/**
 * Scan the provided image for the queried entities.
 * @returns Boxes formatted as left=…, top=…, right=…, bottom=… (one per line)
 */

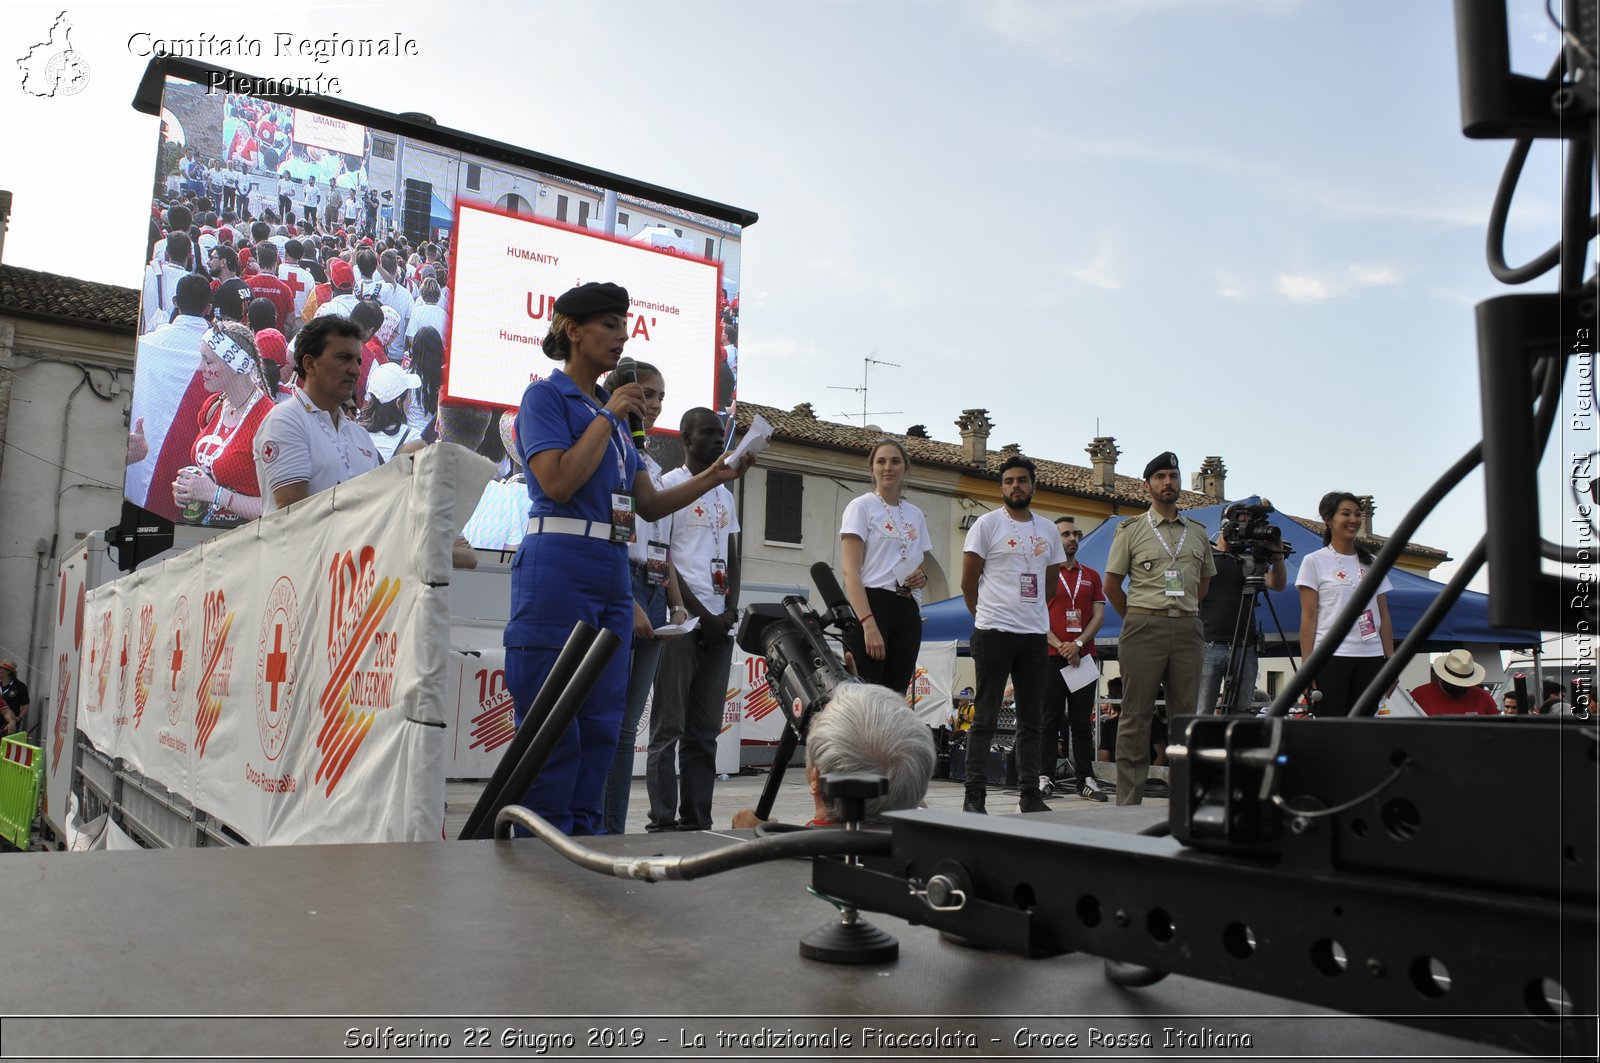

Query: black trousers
left=846, top=586, right=924, bottom=697
left=968, top=628, right=1046, bottom=796
left=1315, top=654, right=1387, bottom=715
left=1043, top=656, right=1097, bottom=788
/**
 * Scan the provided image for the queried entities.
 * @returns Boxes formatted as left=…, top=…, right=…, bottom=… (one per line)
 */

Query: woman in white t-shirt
left=840, top=438, right=931, bottom=696
left=1296, top=491, right=1395, bottom=715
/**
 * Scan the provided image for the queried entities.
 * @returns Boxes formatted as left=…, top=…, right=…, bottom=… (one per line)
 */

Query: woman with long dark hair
left=504, top=283, right=750, bottom=835
left=839, top=438, right=930, bottom=695
left=1296, top=491, right=1395, bottom=714
left=403, top=325, right=444, bottom=434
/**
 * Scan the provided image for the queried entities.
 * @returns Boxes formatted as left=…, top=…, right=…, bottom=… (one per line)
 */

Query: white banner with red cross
left=74, top=444, right=493, bottom=844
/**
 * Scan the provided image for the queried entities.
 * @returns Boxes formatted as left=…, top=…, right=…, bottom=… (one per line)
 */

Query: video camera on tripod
left=1214, top=499, right=1296, bottom=715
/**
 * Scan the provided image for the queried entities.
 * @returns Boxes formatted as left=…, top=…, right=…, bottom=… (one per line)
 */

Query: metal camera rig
left=734, top=561, right=868, bottom=821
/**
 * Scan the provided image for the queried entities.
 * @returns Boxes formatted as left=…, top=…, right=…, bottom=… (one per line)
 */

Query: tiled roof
left=0, top=264, right=138, bottom=332
left=739, top=401, right=1214, bottom=509
left=739, top=401, right=1450, bottom=562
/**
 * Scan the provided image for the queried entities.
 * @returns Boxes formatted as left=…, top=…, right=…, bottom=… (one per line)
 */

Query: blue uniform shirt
left=516, top=369, right=640, bottom=521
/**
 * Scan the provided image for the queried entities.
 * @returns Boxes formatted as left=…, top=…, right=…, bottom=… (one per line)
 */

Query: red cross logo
left=120, top=641, right=128, bottom=669
left=279, top=267, right=306, bottom=300
left=1007, top=538, right=1018, bottom=549
left=266, top=623, right=289, bottom=715
left=693, top=505, right=705, bottom=517
left=170, top=643, right=183, bottom=691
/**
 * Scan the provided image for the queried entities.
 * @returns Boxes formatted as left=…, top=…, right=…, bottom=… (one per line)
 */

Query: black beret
left=553, top=281, right=629, bottom=317
left=1143, top=451, right=1180, bottom=479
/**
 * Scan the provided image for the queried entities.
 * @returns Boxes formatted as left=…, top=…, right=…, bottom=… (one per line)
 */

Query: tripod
left=1216, top=553, right=1297, bottom=715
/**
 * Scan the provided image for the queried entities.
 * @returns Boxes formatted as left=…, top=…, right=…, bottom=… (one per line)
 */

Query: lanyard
left=880, top=495, right=909, bottom=560
left=1059, top=565, right=1085, bottom=608
left=589, top=405, right=630, bottom=490
left=1146, top=509, right=1188, bottom=562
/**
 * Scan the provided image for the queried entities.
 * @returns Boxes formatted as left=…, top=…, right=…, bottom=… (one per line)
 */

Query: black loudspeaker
left=105, top=500, right=173, bottom=573
left=402, top=178, right=432, bottom=244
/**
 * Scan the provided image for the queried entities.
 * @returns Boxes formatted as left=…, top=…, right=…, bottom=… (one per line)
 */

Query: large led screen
left=128, top=70, right=745, bottom=544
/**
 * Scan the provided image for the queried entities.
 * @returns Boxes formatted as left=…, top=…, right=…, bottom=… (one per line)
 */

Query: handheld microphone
left=616, top=355, right=647, bottom=447
left=810, top=561, right=860, bottom=640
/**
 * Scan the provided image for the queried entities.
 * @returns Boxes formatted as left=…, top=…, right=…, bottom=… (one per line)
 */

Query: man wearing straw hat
left=1409, top=649, right=1496, bottom=716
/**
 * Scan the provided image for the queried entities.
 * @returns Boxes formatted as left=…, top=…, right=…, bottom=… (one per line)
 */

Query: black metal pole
left=458, top=622, right=598, bottom=840
left=472, top=627, right=623, bottom=839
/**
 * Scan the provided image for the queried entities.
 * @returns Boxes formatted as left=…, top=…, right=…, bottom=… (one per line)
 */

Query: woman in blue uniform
left=507, top=282, right=749, bottom=835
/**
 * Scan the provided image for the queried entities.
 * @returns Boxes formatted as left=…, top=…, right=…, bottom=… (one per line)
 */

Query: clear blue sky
left=5, top=0, right=1592, bottom=593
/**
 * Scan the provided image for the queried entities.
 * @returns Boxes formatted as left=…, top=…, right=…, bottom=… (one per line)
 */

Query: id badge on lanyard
left=1357, top=609, right=1378, bottom=640
left=610, top=492, right=636, bottom=544
left=646, top=540, right=670, bottom=586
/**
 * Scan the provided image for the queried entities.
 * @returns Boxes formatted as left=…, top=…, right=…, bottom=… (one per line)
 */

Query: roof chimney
left=1085, top=436, right=1121, bottom=489
left=1192, top=455, right=1227, bottom=500
left=956, top=408, right=992, bottom=466
left=0, top=190, right=11, bottom=265
left=1356, top=494, right=1376, bottom=537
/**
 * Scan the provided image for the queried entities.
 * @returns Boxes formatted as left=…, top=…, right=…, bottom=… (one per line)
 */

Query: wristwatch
left=1072, top=640, right=1083, bottom=653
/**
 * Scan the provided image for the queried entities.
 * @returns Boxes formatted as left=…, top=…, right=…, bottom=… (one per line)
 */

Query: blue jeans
left=1196, top=640, right=1259, bottom=715
left=601, top=566, right=668, bottom=834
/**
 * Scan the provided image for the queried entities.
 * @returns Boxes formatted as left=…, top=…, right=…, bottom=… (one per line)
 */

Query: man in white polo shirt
left=253, top=315, right=379, bottom=515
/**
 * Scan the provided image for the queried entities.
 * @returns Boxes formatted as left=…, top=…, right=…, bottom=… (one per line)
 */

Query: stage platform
left=3, top=803, right=1485, bottom=1060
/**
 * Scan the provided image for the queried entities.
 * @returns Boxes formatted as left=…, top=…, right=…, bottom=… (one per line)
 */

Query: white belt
left=525, top=516, right=617, bottom=541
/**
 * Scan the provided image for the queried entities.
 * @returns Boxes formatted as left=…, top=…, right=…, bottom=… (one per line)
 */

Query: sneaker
left=1079, top=784, right=1108, bottom=803
left=1018, top=792, right=1052, bottom=814
left=962, top=793, right=987, bottom=815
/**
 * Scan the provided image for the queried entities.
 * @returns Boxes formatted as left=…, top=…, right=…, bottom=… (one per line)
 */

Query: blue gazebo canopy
left=920, top=497, right=1538, bottom=653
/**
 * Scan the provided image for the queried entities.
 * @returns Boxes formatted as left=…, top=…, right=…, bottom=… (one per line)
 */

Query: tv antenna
left=827, top=353, right=902, bottom=426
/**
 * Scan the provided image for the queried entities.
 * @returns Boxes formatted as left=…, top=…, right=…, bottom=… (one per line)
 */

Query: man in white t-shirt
left=960, top=456, right=1067, bottom=815
left=254, top=315, right=380, bottom=515
left=126, top=274, right=211, bottom=507
left=277, top=172, right=294, bottom=221
left=646, top=407, right=740, bottom=833
left=141, top=231, right=194, bottom=334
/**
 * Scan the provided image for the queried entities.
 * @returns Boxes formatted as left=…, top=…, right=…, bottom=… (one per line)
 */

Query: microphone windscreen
left=810, top=561, right=850, bottom=613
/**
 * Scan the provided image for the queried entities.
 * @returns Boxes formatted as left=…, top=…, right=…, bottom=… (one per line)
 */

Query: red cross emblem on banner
left=266, top=623, right=289, bottom=715
left=170, top=643, right=183, bottom=690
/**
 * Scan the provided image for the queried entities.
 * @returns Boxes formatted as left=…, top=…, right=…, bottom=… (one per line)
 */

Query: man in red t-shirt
left=1045, top=516, right=1108, bottom=800
left=244, top=242, right=296, bottom=331
left=1410, top=649, right=1497, bottom=716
